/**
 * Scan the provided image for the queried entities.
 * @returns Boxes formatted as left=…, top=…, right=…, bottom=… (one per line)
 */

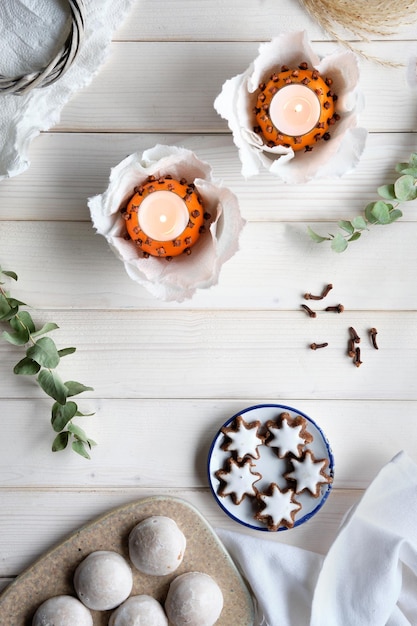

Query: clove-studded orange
left=121, top=175, right=208, bottom=259
left=253, top=62, right=339, bottom=152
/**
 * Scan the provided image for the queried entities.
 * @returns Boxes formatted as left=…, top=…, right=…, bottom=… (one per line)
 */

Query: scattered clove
left=349, top=326, right=361, bottom=343
left=325, top=304, right=344, bottom=313
left=304, top=283, right=333, bottom=300
left=310, top=342, right=328, bottom=350
left=301, top=304, right=317, bottom=318
left=354, top=346, right=363, bottom=368
left=369, top=327, right=379, bottom=349
left=347, top=338, right=356, bottom=358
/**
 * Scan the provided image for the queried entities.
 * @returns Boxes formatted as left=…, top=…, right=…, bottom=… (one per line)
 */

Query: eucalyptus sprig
left=0, top=267, right=96, bottom=459
left=308, top=152, right=417, bottom=252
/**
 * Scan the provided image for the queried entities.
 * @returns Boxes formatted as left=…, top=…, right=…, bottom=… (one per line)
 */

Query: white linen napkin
left=217, top=451, right=417, bottom=626
left=0, top=0, right=135, bottom=180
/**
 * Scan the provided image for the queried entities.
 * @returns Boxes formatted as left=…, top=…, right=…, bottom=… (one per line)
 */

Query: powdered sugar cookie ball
left=74, top=550, right=133, bottom=611
left=32, top=595, right=93, bottom=626
left=165, top=572, right=223, bottom=626
left=108, top=595, right=168, bottom=626
left=129, top=516, right=186, bottom=576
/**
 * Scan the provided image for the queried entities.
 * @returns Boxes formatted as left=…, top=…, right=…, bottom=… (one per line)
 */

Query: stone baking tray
left=0, top=495, right=254, bottom=625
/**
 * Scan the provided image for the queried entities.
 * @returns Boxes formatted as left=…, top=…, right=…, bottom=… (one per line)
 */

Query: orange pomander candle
left=121, top=175, right=210, bottom=259
left=253, top=62, right=340, bottom=152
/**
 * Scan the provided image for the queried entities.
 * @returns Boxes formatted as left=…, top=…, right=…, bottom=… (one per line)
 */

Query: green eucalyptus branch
left=0, top=267, right=96, bottom=459
left=308, top=152, right=417, bottom=252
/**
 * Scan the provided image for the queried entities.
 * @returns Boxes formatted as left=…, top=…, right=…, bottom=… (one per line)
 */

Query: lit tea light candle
left=138, top=190, right=189, bottom=241
left=122, top=175, right=208, bottom=259
left=254, top=63, right=339, bottom=152
left=269, top=84, right=321, bottom=137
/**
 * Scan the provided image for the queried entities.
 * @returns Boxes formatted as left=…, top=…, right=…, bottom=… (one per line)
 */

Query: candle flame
left=294, top=103, right=303, bottom=113
left=160, top=214, right=167, bottom=223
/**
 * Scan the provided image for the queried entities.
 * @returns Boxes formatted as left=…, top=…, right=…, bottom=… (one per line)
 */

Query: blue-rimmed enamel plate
left=208, top=404, right=334, bottom=531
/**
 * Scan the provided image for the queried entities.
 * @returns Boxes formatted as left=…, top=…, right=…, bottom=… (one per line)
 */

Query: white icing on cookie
left=256, top=484, right=301, bottom=529
left=108, top=595, right=168, bottom=626
left=32, top=595, right=93, bottom=626
left=222, top=416, right=264, bottom=460
left=285, top=450, right=331, bottom=496
left=129, top=516, right=186, bottom=576
left=73, top=551, right=133, bottom=611
left=216, top=459, right=261, bottom=504
left=266, top=415, right=310, bottom=458
left=165, top=572, right=223, bottom=626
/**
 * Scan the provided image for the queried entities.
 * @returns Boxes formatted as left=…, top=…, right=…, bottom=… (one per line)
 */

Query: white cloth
left=0, top=0, right=135, bottom=180
left=217, top=451, right=417, bottom=626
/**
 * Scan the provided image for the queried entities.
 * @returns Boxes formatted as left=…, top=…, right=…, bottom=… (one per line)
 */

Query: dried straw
left=298, top=0, right=417, bottom=63
left=0, top=0, right=86, bottom=96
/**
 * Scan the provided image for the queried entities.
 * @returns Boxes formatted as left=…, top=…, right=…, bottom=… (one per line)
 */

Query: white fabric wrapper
left=217, top=451, right=417, bottom=626
left=88, top=144, right=245, bottom=302
left=214, top=31, right=368, bottom=183
left=0, top=0, right=135, bottom=180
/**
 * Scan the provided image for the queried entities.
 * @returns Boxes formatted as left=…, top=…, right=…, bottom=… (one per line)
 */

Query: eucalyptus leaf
left=351, top=216, right=368, bottom=230
left=27, top=336, right=60, bottom=368
left=377, top=184, right=396, bottom=200
left=338, top=220, right=354, bottom=234
left=370, top=201, right=392, bottom=225
left=364, top=202, right=380, bottom=224
left=395, top=162, right=411, bottom=174
left=65, top=380, right=94, bottom=397
left=2, top=327, right=30, bottom=346
left=58, top=347, right=76, bottom=357
left=51, top=401, right=78, bottom=432
left=10, top=311, right=35, bottom=334
left=348, top=232, right=362, bottom=242
left=31, top=322, right=59, bottom=338
left=394, top=175, right=417, bottom=202
left=331, top=233, right=348, bottom=253
left=67, top=423, right=89, bottom=442
left=38, top=369, right=68, bottom=404
left=72, top=439, right=91, bottom=459
left=307, top=227, right=329, bottom=243
left=13, top=357, right=41, bottom=375
left=387, top=208, right=403, bottom=222
left=409, top=153, right=417, bottom=167
left=2, top=271, right=18, bottom=281
left=52, top=431, right=70, bottom=452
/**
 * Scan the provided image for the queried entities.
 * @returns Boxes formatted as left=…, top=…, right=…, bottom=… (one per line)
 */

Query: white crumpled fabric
left=88, top=145, right=245, bottom=302
left=0, top=0, right=135, bottom=180
left=217, top=451, right=417, bottom=626
left=214, top=31, right=368, bottom=183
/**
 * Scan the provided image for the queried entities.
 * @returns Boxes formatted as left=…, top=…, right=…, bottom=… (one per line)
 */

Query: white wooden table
left=1, top=0, right=417, bottom=604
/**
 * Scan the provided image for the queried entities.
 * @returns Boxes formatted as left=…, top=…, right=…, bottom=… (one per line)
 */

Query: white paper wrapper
left=88, top=145, right=245, bottom=302
left=0, top=0, right=135, bottom=180
left=214, top=31, right=368, bottom=183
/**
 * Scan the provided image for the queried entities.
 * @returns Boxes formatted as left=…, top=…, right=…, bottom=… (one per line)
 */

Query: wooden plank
left=0, top=219, right=416, bottom=309
left=0, top=310, right=416, bottom=401
left=54, top=41, right=417, bottom=133
left=1, top=132, right=416, bottom=223
left=0, top=399, right=413, bottom=490
left=114, top=0, right=417, bottom=42
left=0, top=488, right=361, bottom=576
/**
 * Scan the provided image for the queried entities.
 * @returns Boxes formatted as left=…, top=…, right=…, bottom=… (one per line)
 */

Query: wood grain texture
left=0, top=399, right=413, bottom=490
left=0, top=488, right=361, bottom=576
left=0, top=310, right=416, bottom=401
left=0, top=220, right=415, bottom=309
left=1, top=132, right=416, bottom=222
left=55, top=41, right=417, bottom=133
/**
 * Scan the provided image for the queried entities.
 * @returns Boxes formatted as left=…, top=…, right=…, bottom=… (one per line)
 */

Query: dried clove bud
left=301, top=304, right=317, bottom=318
left=369, top=328, right=379, bottom=349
